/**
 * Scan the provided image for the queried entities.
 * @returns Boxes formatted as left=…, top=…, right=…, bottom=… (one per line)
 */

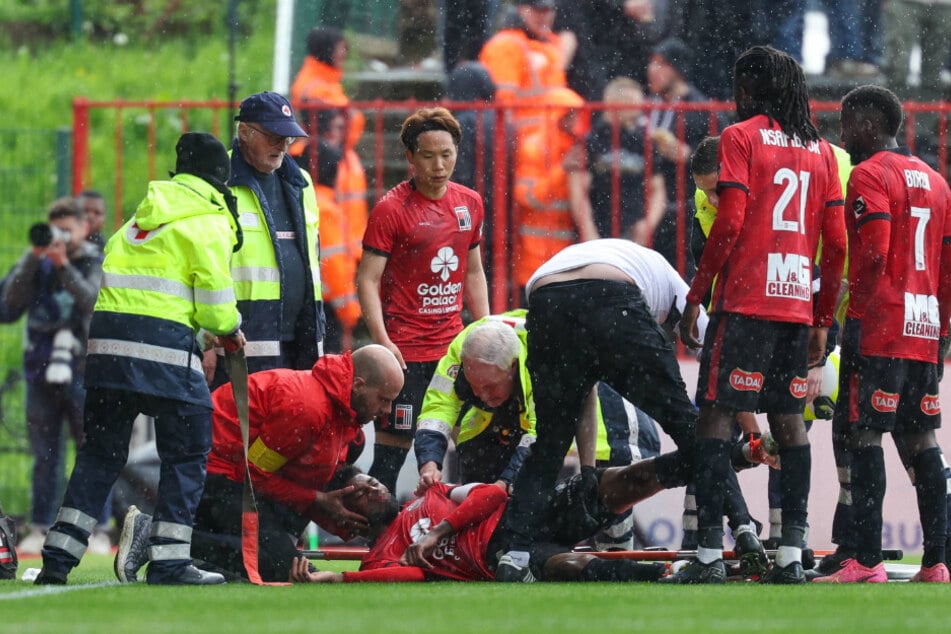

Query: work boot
left=114, top=505, right=151, bottom=583
left=658, top=559, right=726, bottom=584
left=33, top=568, right=68, bottom=585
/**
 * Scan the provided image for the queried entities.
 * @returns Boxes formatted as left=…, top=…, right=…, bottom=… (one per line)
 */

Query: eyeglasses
left=246, top=124, right=292, bottom=148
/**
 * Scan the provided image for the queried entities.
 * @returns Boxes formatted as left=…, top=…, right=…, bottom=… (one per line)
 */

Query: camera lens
left=29, top=223, right=53, bottom=248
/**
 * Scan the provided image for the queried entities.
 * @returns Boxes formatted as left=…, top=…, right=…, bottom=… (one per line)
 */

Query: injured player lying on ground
left=290, top=460, right=669, bottom=583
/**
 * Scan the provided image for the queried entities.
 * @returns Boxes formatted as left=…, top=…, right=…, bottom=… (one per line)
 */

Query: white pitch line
left=0, top=581, right=119, bottom=600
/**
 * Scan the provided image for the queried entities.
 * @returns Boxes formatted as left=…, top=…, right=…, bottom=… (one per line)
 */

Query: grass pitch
left=1, top=553, right=948, bottom=634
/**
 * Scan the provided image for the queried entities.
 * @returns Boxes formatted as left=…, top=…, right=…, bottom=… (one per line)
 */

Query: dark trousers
left=43, top=388, right=211, bottom=578
left=192, top=474, right=309, bottom=582
left=501, top=280, right=697, bottom=548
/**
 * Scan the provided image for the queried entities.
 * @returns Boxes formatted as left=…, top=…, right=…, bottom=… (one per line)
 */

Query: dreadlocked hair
left=734, top=46, right=819, bottom=143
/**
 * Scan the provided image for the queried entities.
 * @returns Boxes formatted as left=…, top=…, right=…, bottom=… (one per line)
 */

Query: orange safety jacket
left=315, top=182, right=361, bottom=330
left=479, top=27, right=565, bottom=138
left=513, top=88, right=587, bottom=287
left=290, top=56, right=366, bottom=159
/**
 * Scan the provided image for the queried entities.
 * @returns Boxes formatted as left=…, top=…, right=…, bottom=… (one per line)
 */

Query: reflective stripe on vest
left=102, top=272, right=236, bottom=306
left=88, top=339, right=203, bottom=375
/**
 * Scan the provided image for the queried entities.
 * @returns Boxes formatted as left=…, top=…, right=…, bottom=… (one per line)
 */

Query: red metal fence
left=73, top=98, right=951, bottom=313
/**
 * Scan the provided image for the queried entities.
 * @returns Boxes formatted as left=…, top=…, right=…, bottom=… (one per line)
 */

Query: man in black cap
left=35, top=132, right=245, bottom=586
left=204, top=91, right=325, bottom=386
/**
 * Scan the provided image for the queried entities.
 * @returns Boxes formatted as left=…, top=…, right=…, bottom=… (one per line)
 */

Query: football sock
left=912, top=447, right=947, bottom=567
left=851, top=445, right=886, bottom=568
left=367, top=444, right=409, bottom=495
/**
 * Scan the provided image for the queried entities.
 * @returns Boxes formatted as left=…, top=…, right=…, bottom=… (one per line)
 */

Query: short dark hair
left=306, top=27, right=345, bottom=65
left=326, top=464, right=363, bottom=492
left=77, top=189, right=104, bottom=201
left=690, top=135, right=720, bottom=176
left=47, top=196, right=84, bottom=222
left=400, top=107, right=462, bottom=153
left=841, top=85, right=904, bottom=137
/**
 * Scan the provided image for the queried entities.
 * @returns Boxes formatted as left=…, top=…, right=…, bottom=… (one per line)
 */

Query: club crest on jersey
left=454, top=206, right=472, bottom=231
left=789, top=376, right=808, bottom=399
left=125, top=221, right=166, bottom=244
left=851, top=195, right=866, bottom=219
left=920, top=394, right=941, bottom=415
left=394, top=404, right=414, bottom=430
left=730, top=368, right=764, bottom=392
left=871, top=389, right=899, bottom=413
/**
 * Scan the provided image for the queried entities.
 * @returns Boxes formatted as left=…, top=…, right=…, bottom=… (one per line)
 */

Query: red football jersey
left=689, top=115, right=845, bottom=325
left=845, top=148, right=951, bottom=361
left=363, top=180, right=484, bottom=362
left=357, top=482, right=503, bottom=582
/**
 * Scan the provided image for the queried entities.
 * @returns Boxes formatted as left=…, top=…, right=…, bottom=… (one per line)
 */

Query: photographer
left=0, top=197, right=110, bottom=555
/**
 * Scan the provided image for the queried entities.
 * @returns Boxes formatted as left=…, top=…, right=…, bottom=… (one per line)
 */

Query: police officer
left=35, top=132, right=245, bottom=586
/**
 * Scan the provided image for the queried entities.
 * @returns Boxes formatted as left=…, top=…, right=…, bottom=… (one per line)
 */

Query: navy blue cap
left=234, top=91, right=308, bottom=138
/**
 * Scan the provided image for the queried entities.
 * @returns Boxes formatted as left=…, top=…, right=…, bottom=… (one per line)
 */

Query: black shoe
left=147, top=564, right=226, bottom=586
left=804, top=548, right=852, bottom=580
left=761, top=560, right=805, bottom=584
left=494, top=553, right=535, bottom=583
left=33, top=569, right=68, bottom=585
left=801, top=548, right=816, bottom=571
left=734, top=531, right=769, bottom=577
left=659, top=559, right=726, bottom=584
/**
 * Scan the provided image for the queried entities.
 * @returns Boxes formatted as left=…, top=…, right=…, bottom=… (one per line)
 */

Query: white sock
left=775, top=546, right=801, bottom=568
left=504, top=550, right=530, bottom=567
left=697, top=546, right=722, bottom=564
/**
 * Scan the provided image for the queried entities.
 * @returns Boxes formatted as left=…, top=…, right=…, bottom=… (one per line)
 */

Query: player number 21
left=772, top=168, right=811, bottom=235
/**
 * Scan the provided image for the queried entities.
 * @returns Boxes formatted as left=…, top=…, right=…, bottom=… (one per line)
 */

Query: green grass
left=0, top=554, right=947, bottom=634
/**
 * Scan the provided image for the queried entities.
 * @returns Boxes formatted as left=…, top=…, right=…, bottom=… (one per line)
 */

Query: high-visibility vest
left=229, top=149, right=324, bottom=372
left=86, top=173, right=241, bottom=406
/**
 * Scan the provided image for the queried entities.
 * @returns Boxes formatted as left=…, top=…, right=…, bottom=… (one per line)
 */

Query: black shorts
left=696, top=313, right=809, bottom=414
left=844, top=354, right=941, bottom=434
left=374, top=361, right=438, bottom=438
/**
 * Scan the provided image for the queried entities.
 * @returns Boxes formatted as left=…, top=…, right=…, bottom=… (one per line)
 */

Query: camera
left=28, top=222, right=71, bottom=248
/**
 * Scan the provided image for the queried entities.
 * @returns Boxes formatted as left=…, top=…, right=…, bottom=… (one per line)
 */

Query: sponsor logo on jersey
left=394, top=404, right=414, bottom=430
left=789, top=375, right=808, bottom=399
left=903, top=292, right=940, bottom=340
left=126, top=222, right=167, bottom=244
left=921, top=394, right=941, bottom=415
left=730, top=368, right=764, bottom=392
left=418, top=246, right=462, bottom=313
left=454, top=206, right=472, bottom=231
left=765, top=253, right=812, bottom=300
left=871, top=389, right=899, bottom=413
left=409, top=517, right=432, bottom=544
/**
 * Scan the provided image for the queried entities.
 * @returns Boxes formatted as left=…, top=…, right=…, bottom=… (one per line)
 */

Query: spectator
left=77, top=190, right=107, bottom=251
left=1, top=197, right=109, bottom=556
left=443, top=1, right=501, bottom=72
left=814, top=85, right=951, bottom=584
left=115, top=345, right=404, bottom=584
left=307, top=133, right=361, bottom=353
left=291, top=463, right=669, bottom=583
left=206, top=91, right=323, bottom=385
left=882, top=0, right=951, bottom=100
left=34, top=132, right=245, bottom=586
left=479, top=0, right=566, bottom=140
left=512, top=87, right=597, bottom=296
left=646, top=37, right=727, bottom=272
left=586, top=76, right=666, bottom=244
left=822, top=1, right=882, bottom=77
left=669, top=46, right=846, bottom=585
left=555, top=0, right=685, bottom=101
left=357, top=107, right=490, bottom=496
